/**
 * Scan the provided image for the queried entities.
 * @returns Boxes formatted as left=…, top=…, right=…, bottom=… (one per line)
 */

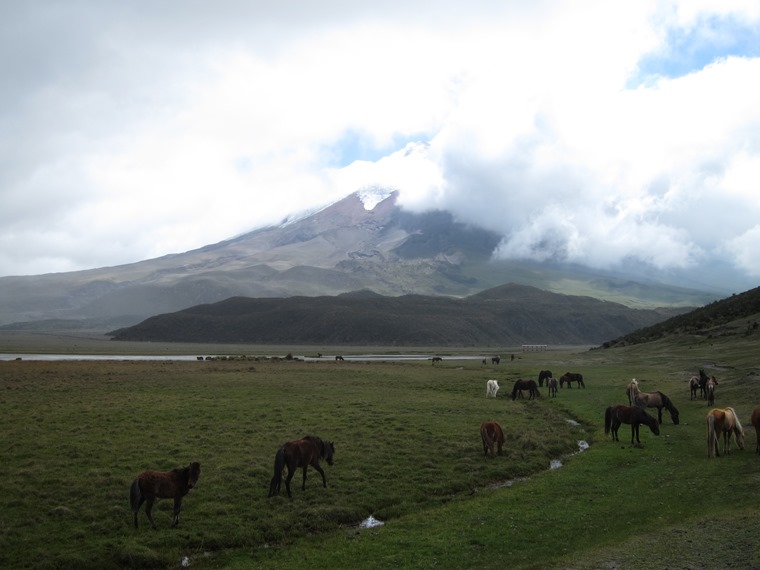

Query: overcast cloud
left=1, top=1, right=759, bottom=292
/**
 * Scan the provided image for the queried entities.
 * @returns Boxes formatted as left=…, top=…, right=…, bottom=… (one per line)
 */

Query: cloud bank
left=1, top=1, right=759, bottom=292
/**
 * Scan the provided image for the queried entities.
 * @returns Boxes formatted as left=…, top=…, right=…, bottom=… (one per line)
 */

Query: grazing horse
left=707, top=407, right=744, bottom=458
left=431, top=356, right=443, bottom=365
left=486, top=379, right=500, bottom=398
left=511, top=379, right=540, bottom=400
left=604, top=405, right=660, bottom=445
left=705, top=376, right=718, bottom=406
left=689, top=376, right=700, bottom=400
left=633, top=390, right=680, bottom=425
left=491, top=356, right=501, bottom=365
left=335, top=355, right=344, bottom=361
left=130, top=462, right=201, bottom=529
left=547, top=377, right=558, bottom=398
left=538, top=370, right=553, bottom=387
left=626, top=378, right=640, bottom=404
left=751, top=405, right=760, bottom=455
left=268, top=435, right=335, bottom=498
left=480, top=421, right=505, bottom=457
left=560, top=372, right=585, bottom=389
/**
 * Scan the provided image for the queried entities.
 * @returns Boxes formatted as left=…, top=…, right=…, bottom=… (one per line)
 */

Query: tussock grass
left=2, top=333, right=760, bottom=568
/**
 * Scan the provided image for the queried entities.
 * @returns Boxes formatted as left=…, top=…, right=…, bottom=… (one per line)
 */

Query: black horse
left=511, top=379, right=540, bottom=400
left=604, top=405, right=660, bottom=445
left=538, top=370, right=553, bottom=387
left=268, top=435, right=335, bottom=498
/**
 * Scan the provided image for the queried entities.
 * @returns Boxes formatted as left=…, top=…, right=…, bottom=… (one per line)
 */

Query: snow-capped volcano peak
left=356, top=186, right=394, bottom=210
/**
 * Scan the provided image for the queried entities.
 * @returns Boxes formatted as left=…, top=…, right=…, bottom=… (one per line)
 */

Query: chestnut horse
left=707, top=407, right=744, bottom=458
left=751, top=405, right=760, bottom=455
left=268, top=435, right=335, bottom=498
left=130, top=462, right=201, bottom=529
left=634, top=390, right=680, bottom=425
left=604, top=405, right=660, bottom=445
left=480, top=421, right=505, bottom=457
left=511, top=379, right=540, bottom=400
left=560, top=372, right=585, bottom=388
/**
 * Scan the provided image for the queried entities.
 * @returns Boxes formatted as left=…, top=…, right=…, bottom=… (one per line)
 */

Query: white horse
left=486, top=379, right=499, bottom=398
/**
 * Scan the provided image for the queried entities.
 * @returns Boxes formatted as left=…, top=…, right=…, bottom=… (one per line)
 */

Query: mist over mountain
left=0, top=190, right=722, bottom=328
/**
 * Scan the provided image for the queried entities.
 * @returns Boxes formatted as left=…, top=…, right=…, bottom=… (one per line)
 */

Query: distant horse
left=751, top=405, right=760, bottom=455
left=486, top=379, right=500, bottom=398
left=482, top=358, right=487, bottom=366
left=130, top=462, right=201, bottom=529
left=604, top=405, right=660, bottom=445
left=335, top=355, right=344, bottom=361
left=268, top=436, right=335, bottom=498
left=560, top=372, right=585, bottom=389
left=634, top=390, right=680, bottom=425
left=707, top=407, right=744, bottom=458
left=705, top=376, right=718, bottom=406
left=626, top=378, right=640, bottom=404
left=538, top=370, right=553, bottom=387
left=431, top=356, right=443, bottom=365
left=698, top=369, right=710, bottom=399
left=547, top=377, right=558, bottom=398
left=689, top=376, right=700, bottom=400
left=511, top=379, right=540, bottom=400
left=491, top=356, right=501, bottom=365
left=480, top=421, right=505, bottom=457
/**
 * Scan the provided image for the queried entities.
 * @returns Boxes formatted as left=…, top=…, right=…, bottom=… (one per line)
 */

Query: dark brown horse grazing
left=480, top=421, right=505, bottom=457
left=511, top=379, right=540, bottom=400
left=751, top=405, right=760, bottom=455
left=130, top=462, right=201, bottom=529
left=633, top=390, right=680, bottom=425
left=537, top=370, right=553, bottom=387
left=268, top=435, right=335, bottom=498
left=604, top=405, right=660, bottom=445
left=560, top=372, right=585, bottom=389
left=707, top=407, right=744, bottom=458
left=547, top=377, right=558, bottom=398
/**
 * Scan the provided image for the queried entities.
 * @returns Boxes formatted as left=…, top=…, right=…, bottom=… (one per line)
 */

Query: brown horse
left=547, top=377, right=558, bottom=398
left=268, top=435, right=335, bottom=498
left=431, top=356, right=443, bottom=365
left=751, top=405, right=760, bottom=455
left=480, top=421, right=505, bottom=457
left=705, top=376, right=718, bottom=406
left=633, top=390, right=680, bottom=425
left=626, top=378, right=640, bottom=404
left=537, top=370, right=553, bottom=387
left=604, top=405, right=660, bottom=445
left=560, top=372, right=585, bottom=389
left=511, top=379, right=540, bottom=400
left=707, top=407, right=744, bottom=458
left=130, top=462, right=201, bottom=529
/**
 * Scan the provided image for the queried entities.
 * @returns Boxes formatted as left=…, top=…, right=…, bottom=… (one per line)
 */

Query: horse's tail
left=130, top=478, right=141, bottom=514
left=707, top=413, right=717, bottom=457
left=511, top=383, right=518, bottom=400
left=604, top=406, right=612, bottom=435
left=268, top=446, right=286, bottom=497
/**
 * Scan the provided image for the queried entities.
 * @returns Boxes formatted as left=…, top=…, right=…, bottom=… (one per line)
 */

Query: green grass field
left=1, top=331, right=759, bottom=569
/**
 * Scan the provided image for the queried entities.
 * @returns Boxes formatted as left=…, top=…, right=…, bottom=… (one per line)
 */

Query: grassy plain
left=1, top=330, right=759, bottom=569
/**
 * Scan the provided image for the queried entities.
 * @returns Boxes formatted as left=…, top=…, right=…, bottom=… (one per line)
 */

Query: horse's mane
left=727, top=407, right=744, bottom=432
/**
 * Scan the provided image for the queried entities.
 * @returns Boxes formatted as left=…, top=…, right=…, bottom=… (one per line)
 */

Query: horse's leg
left=657, top=406, right=663, bottom=424
left=301, top=465, right=309, bottom=491
left=312, top=462, right=328, bottom=488
left=284, top=466, right=295, bottom=498
left=133, top=495, right=145, bottom=529
left=171, top=497, right=182, bottom=527
left=145, top=497, right=157, bottom=529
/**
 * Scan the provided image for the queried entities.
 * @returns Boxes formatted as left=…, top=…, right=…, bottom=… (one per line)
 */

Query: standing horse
left=707, top=407, right=744, bottom=458
left=626, top=378, right=640, bottom=404
left=511, top=379, right=540, bottom=400
left=604, top=405, right=660, bottom=445
left=547, top=377, right=558, bottom=398
left=705, top=376, right=718, bottom=406
left=431, top=356, right=443, bottom=365
left=491, top=356, right=501, bottom=365
left=560, top=372, right=585, bottom=389
left=480, top=421, right=505, bottom=457
left=698, top=369, right=710, bottom=399
left=538, top=370, right=553, bottom=387
left=130, top=462, right=201, bottom=529
left=751, top=405, right=760, bottom=455
left=688, top=376, right=700, bottom=400
left=268, top=435, right=335, bottom=498
left=633, top=390, right=680, bottom=425
left=486, top=379, right=500, bottom=398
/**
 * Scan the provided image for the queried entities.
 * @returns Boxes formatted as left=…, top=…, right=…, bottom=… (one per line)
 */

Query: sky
left=2, top=1, right=760, bottom=292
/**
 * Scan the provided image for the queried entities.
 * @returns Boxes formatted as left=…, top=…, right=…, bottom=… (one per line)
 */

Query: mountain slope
left=109, top=283, right=680, bottom=346
left=0, top=191, right=719, bottom=327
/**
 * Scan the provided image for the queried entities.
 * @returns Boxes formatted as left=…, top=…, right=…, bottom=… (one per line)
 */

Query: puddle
left=550, top=440, right=589, bottom=470
left=549, top=459, right=563, bottom=470
left=566, top=419, right=580, bottom=426
left=359, top=515, right=385, bottom=529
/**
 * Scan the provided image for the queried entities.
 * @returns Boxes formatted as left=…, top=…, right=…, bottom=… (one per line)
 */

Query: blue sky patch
left=327, top=130, right=428, bottom=167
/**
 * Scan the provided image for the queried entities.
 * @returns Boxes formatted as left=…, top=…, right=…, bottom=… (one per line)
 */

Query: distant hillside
left=601, top=285, right=760, bottom=347
left=109, top=284, right=684, bottom=346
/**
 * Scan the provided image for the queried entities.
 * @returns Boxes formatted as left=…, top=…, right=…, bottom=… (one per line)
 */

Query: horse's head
left=324, top=441, right=335, bottom=465
left=187, top=462, right=201, bottom=488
